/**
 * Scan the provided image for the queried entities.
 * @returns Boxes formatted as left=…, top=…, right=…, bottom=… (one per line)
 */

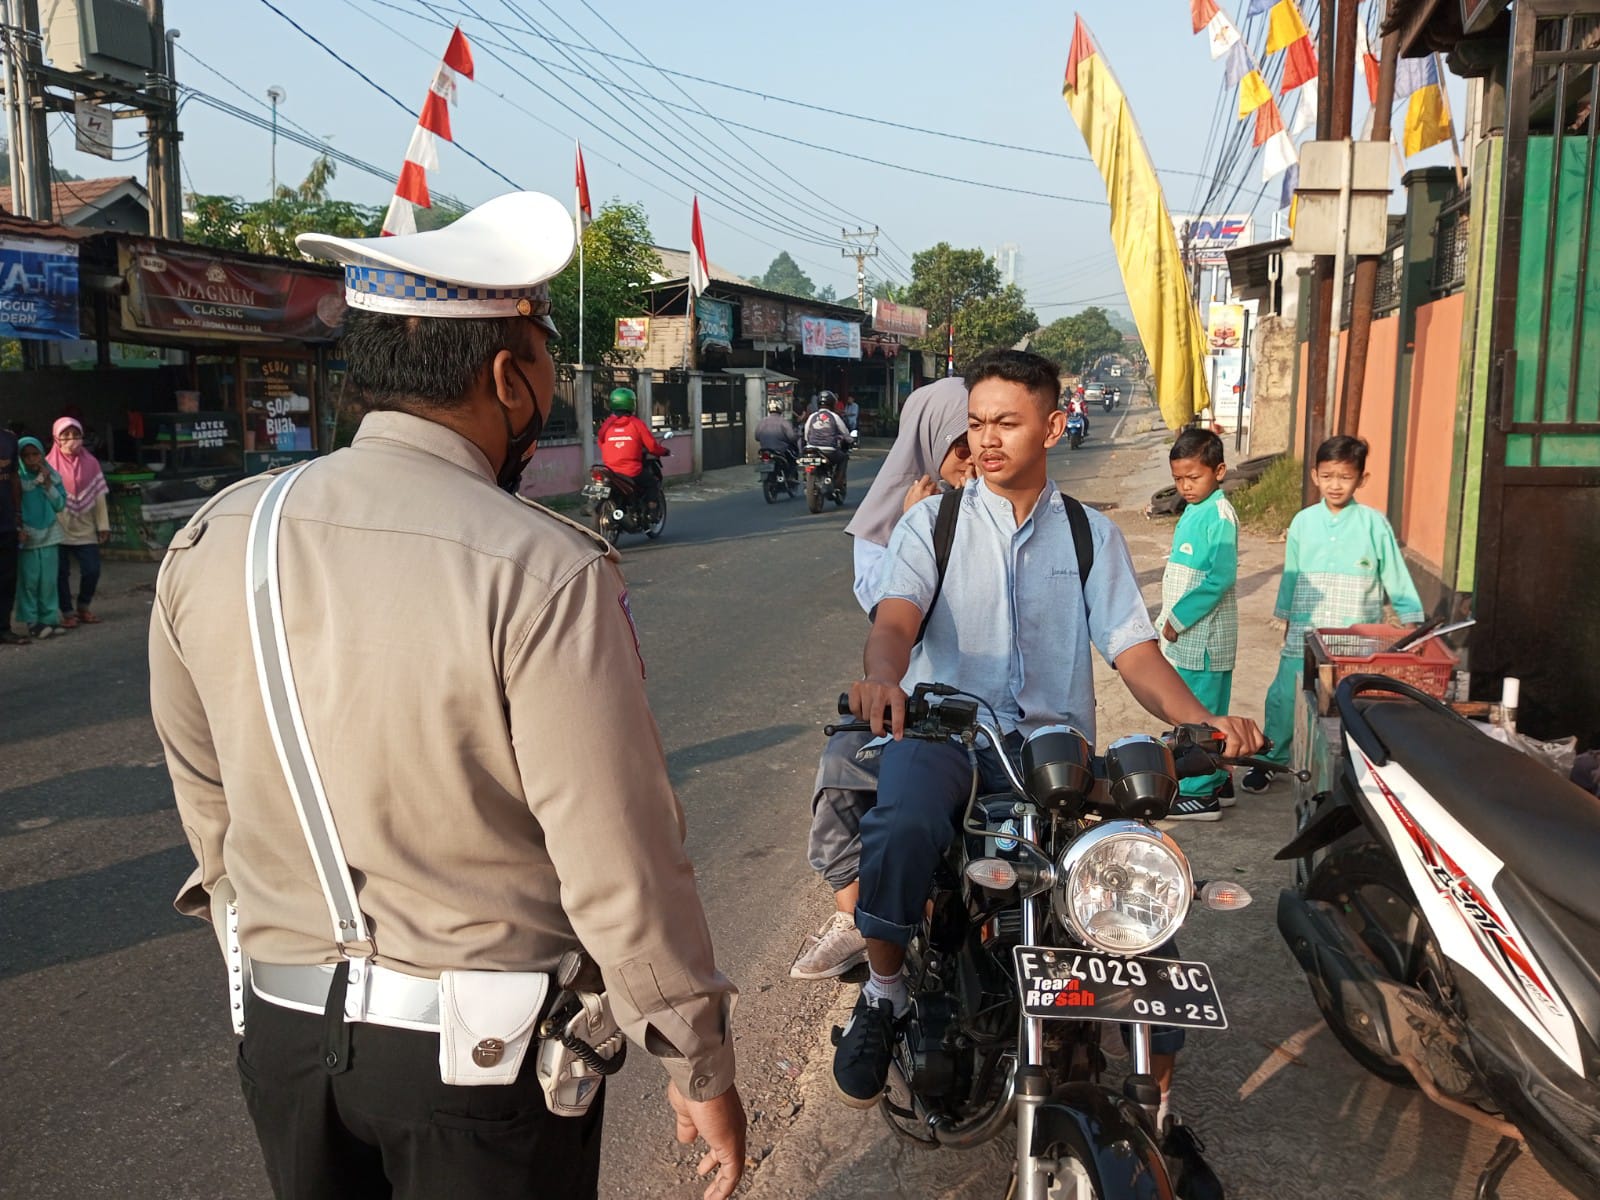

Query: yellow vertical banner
left=1062, top=16, right=1210, bottom=429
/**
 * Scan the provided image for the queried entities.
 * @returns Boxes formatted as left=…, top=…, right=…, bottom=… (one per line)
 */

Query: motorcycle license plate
left=757, top=463, right=774, bottom=476
left=1012, top=946, right=1227, bottom=1030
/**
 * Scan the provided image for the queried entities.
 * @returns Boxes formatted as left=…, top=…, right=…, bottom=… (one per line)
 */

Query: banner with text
left=870, top=298, right=928, bottom=339
left=615, top=316, right=650, bottom=350
left=801, top=316, right=862, bottom=359
left=695, top=296, right=733, bottom=352
left=120, top=242, right=346, bottom=343
left=0, top=235, right=80, bottom=340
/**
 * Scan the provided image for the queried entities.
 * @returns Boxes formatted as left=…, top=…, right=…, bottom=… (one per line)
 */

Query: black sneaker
left=1162, top=1119, right=1224, bottom=1200
left=1168, top=793, right=1222, bottom=822
left=831, top=993, right=898, bottom=1109
left=1217, top=776, right=1236, bottom=809
left=1240, top=767, right=1273, bottom=794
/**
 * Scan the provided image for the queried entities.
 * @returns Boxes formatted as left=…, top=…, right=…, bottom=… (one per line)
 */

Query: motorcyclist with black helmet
left=803, top=391, right=854, bottom=495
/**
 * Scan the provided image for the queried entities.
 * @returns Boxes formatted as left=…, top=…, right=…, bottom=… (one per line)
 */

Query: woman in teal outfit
left=16, top=436, right=66, bottom=639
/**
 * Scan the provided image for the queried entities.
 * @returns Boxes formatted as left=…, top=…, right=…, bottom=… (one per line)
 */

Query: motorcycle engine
left=897, top=992, right=961, bottom=1099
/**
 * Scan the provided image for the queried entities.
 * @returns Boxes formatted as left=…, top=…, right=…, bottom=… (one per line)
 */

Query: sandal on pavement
left=1, top=630, right=31, bottom=646
left=76, top=609, right=101, bottom=624
left=58, top=613, right=79, bottom=629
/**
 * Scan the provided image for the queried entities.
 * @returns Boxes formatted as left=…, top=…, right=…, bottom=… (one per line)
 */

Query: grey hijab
left=844, top=377, right=969, bottom=548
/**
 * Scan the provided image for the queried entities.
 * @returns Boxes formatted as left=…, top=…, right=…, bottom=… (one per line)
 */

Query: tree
left=817, top=283, right=838, bottom=304
left=904, top=243, right=1037, bottom=370
left=1031, top=306, right=1124, bottom=375
left=548, top=200, right=660, bottom=365
left=183, top=157, right=383, bottom=257
left=754, top=251, right=816, bottom=299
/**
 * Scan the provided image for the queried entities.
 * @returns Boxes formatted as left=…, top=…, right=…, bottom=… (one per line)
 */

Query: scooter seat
left=1359, top=699, right=1600, bottom=926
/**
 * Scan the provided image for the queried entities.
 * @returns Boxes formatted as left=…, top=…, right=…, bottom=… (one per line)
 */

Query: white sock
left=863, top=968, right=909, bottom=1017
left=1157, top=1091, right=1171, bottom=1131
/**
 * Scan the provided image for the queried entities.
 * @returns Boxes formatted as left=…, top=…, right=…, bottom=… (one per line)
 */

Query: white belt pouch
left=248, top=465, right=550, bottom=1088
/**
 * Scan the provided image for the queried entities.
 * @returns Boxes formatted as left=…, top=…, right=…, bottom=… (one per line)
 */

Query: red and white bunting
left=689, top=197, right=711, bottom=296
left=575, top=141, right=593, bottom=230
left=381, top=25, right=474, bottom=237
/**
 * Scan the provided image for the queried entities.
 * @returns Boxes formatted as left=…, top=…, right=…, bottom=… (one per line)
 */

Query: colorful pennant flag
left=1248, top=0, right=1275, bottom=13
left=1292, top=78, right=1319, bottom=136
left=1206, top=10, right=1242, bottom=59
left=689, top=197, right=711, bottom=296
left=1238, top=70, right=1273, bottom=118
left=1396, top=55, right=1453, bottom=156
left=1265, top=0, right=1311, bottom=54
left=381, top=25, right=475, bottom=237
left=575, top=141, right=593, bottom=230
left=1191, top=0, right=1220, bottom=34
left=1281, top=33, right=1318, bottom=91
left=1357, top=16, right=1381, bottom=104
left=1062, top=16, right=1209, bottom=430
left=1223, top=41, right=1252, bottom=88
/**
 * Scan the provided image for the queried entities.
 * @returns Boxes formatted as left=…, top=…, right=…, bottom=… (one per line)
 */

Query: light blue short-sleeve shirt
left=875, top=479, right=1157, bottom=745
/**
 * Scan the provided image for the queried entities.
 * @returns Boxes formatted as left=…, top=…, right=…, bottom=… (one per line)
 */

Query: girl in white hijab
left=792, top=379, right=975, bottom=980
left=841, top=378, right=973, bottom=613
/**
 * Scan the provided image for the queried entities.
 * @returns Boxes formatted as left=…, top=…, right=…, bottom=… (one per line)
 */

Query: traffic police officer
left=149, top=192, right=744, bottom=1200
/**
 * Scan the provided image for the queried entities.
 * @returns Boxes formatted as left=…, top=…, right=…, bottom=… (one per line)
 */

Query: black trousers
left=0, top=541, right=16, bottom=630
left=238, top=994, right=605, bottom=1200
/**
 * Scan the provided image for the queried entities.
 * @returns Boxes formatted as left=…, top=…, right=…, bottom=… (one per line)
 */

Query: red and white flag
left=575, top=141, right=593, bottom=230
left=689, top=197, right=710, bottom=295
left=382, top=25, right=474, bottom=237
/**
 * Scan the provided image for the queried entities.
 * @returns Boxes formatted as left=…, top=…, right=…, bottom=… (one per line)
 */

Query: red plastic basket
left=1309, top=624, right=1457, bottom=700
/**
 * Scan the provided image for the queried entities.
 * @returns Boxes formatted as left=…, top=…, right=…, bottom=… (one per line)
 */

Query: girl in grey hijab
left=792, top=378, right=974, bottom=980
left=842, top=377, right=972, bottom=613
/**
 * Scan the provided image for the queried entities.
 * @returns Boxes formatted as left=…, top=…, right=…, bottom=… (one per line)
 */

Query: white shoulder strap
left=245, top=464, right=373, bottom=960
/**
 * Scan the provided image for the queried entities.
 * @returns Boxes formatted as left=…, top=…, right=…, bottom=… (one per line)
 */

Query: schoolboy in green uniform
left=1246, top=435, right=1423, bottom=791
left=1158, top=429, right=1239, bottom=821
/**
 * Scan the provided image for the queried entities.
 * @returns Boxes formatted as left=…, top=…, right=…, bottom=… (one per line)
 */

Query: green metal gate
left=1481, top=2, right=1600, bottom=736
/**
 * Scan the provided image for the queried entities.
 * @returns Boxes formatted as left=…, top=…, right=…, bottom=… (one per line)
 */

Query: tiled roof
left=0, top=176, right=144, bottom=223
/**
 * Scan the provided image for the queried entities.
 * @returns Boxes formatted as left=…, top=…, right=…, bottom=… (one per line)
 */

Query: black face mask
left=497, top=360, right=545, bottom=494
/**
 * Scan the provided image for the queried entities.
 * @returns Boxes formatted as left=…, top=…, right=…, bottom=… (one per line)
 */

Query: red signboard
left=120, top=241, right=346, bottom=343
left=742, top=295, right=787, bottom=340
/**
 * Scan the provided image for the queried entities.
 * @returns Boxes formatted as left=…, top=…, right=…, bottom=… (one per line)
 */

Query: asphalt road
left=0, top=400, right=1574, bottom=1200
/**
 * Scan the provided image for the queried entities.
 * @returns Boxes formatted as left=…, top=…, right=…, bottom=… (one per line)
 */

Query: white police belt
left=250, top=960, right=444, bottom=1032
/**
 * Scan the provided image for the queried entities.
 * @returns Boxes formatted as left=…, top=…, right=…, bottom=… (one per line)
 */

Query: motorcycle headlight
left=1052, top=821, right=1192, bottom=954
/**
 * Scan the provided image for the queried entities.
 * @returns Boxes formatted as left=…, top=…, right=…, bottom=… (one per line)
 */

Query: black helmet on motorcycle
left=818, top=390, right=837, bottom=410
left=608, top=387, right=637, bottom=414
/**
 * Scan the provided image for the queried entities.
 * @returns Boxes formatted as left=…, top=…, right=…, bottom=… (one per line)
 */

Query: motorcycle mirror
left=1198, top=880, right=1253, bottom=911
left=965, top=858, right=1019, bottom=891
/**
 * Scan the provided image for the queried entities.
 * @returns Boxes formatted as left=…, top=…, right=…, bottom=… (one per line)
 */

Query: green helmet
left=607, top=387, right=637, bottom=414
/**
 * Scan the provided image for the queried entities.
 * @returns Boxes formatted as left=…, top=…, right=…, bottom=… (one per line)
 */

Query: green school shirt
left=1273, top=500, right=1424, bottom=660
left=1159, top=490, right=1239, bottom=672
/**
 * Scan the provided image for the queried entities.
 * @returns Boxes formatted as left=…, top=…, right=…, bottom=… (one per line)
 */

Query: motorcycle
left=1102, top=389, right=1116, bottom=413
left=582, top=431, right=673, bottom=544
left=757, top=448, right=800, bottom=503
left=1066, top=410, right=1087, bottom=451
left=825, top=684, right=1286, bottom=1199
left=798, top=445, right=849, bottom=513
left=1277, top=675, right=1600, bottom=1200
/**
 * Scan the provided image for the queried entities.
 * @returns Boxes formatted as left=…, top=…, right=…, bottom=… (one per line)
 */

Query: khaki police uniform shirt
left=150, top=410, right=736, bottom=1100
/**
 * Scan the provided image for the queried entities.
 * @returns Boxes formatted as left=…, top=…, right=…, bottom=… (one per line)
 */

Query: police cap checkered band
left=344, top=267, right=555, bottom=330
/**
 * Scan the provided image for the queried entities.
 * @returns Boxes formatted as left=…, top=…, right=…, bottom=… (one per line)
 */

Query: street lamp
left=266, top=85, right=286, bottom=200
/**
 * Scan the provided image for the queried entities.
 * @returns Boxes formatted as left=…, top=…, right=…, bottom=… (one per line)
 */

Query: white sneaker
left=790, top=911, right=868, bottom=980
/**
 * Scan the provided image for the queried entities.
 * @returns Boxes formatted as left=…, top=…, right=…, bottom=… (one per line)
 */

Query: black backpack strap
left=1061, top=494, right=1095, bottom=592
left=913, top=487, right=964, bottom=645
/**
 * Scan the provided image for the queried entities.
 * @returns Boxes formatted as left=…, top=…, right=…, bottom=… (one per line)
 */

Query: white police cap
left=296, top=191, right=575, bottom=335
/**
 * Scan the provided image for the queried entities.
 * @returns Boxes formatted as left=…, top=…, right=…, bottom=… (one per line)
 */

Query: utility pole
left=1340, top=23, right=1401, bottom=438
left=841, top=226, right=880, bottom=310
left=1303, top=0, right=1349, bottom=504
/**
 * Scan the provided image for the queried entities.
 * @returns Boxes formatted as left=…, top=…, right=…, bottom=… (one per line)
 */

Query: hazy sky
left=42, top=0, right=1465, bottom=319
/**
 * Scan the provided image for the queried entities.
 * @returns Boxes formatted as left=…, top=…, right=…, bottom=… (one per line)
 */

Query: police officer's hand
left=1209, top=713, right=1266, bottom=759
left=667, top=1080, right=746, bottom=1200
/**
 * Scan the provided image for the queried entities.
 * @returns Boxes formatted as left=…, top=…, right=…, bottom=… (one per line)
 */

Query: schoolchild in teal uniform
left=1158, top=429, right=1239, bottom=821
left=1245, top=435, right=1423, bottom=791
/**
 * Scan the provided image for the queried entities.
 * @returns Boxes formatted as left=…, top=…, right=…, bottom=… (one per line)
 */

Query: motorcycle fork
left=1014, top=806, right=1051, bottom=1200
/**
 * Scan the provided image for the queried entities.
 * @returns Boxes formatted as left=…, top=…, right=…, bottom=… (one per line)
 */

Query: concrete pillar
left=688, top=370, right=704, bottom=477
left=575, top=365, right=596, bottom=473
left=635, top=370, right=655, bottom=427
left=744, top=373, right=766, bottom=464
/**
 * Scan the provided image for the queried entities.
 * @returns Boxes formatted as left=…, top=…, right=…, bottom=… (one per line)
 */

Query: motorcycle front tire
left=1303, top=844, right=1443, bottom=1088
left=1070, top=433, right=1083, bottom=450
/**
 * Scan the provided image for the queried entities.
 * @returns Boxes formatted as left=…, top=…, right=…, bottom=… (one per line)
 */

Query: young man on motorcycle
left=836, top=349, right=1264, bottom=1141
left=1065, top=389, right=1091, bottom=438
left=803, top=391, right=854, bottom=493
left=597, top=387, right=669, bottom=513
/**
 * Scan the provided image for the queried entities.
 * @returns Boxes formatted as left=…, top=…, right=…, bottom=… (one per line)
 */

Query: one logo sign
left=1175, top=214, right=1255, bottom=268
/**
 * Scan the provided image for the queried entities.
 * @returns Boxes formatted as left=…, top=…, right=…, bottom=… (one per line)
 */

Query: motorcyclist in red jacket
left=598, top=387, right=670, bottom=512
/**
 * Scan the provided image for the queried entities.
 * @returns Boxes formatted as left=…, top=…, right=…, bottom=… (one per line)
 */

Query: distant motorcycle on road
left=798, top=446, right=849, bottom=513
left=582, top=431, right=673, bottom=543
left=1065, top=410, right=1087, bottom=451
left=757, top=449, right=800, bottom=503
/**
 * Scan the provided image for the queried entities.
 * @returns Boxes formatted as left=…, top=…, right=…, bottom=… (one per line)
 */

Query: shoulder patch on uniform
left=1178, top=541, right=1195, bottom=556
left=618, top=589, right=645, bottom=678
left=515, top=494, right=615, bottom=555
